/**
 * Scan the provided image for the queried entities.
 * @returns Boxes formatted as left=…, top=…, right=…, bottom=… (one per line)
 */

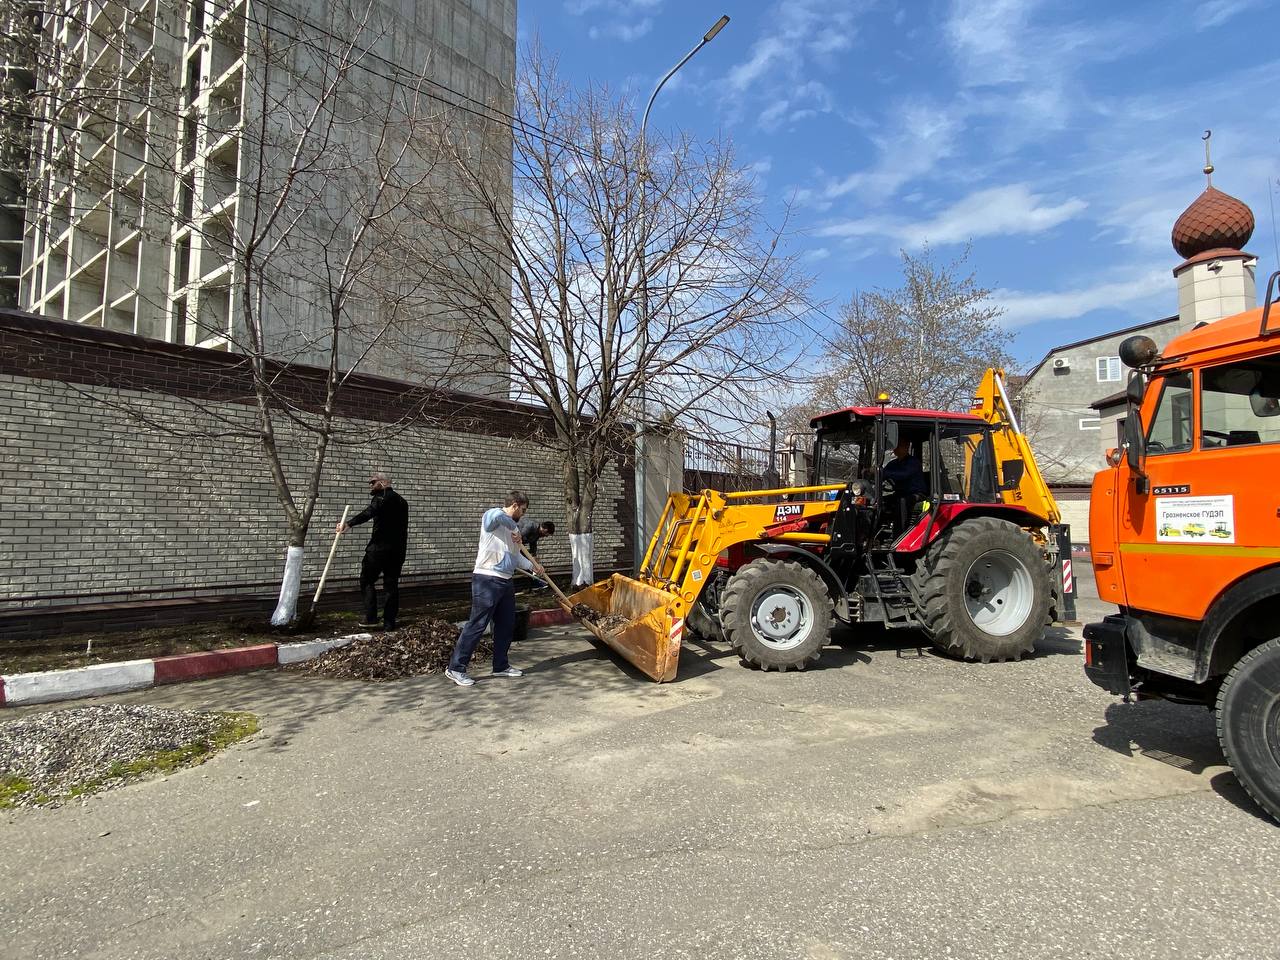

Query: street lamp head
left=703, top=15, right=729, bottom=43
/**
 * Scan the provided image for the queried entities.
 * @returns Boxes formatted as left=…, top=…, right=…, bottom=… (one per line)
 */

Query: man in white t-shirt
left=446, top=491, right=547, bottom=687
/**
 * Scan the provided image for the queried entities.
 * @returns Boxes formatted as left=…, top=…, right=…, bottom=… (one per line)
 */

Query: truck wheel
left=1216, top=636, right=1280, bottom=822
left=914, top=517, right=1048, bottom=662
left=720, top=559, right=833, bottom=671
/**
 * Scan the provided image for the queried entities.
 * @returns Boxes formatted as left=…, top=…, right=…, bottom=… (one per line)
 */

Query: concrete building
left=1018, top=147, right=1258, bottom=541
left=6, top=0, right=515, bottom=392
left=1018, top=314, right=1190, bottom=487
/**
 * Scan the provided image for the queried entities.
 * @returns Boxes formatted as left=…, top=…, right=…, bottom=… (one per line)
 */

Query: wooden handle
left=519, top=545, right=608, bottom=641
left=314, top=505, right=351, bottom=603
left=519, top=545, right=573, bottom=604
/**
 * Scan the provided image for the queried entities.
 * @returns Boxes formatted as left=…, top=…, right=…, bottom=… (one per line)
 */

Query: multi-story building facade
left=5, top=0, right=515, bottom=391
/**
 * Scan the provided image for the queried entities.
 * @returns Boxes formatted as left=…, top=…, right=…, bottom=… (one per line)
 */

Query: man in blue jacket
left=446, top=491, right=547, bottom=687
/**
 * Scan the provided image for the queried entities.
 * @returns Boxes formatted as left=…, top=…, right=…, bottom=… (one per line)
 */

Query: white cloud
left=996, top=268, right=1171, bottom=329
left=588, top=18, right=653, bottom=42
left=946, top=0, right=1042, bottom=85
left=817, top=184, right=1086, bottom=248
left=816, top=100, right=965, bottom=203
left=721, top=0, right=867, bottom=132
left=570, top=0, right=662, bottom=43
left=566, top=0, right=662, bottom=14
left=1196, top=0, right=1266, bottom=29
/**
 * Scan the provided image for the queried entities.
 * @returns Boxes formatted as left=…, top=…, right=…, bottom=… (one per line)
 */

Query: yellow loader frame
left=571, top=368, right=1059, bottom=681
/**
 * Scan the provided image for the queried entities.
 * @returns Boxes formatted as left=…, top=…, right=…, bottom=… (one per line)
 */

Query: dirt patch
left=294, top=619, right=487, bottom=681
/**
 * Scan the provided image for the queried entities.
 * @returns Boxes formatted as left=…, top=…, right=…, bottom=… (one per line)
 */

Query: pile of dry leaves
left=297, top=619, right=490, bottom=681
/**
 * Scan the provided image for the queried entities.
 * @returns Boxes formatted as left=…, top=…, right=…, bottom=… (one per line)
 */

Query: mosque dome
left=1171, top=185, right=1254, bottom=261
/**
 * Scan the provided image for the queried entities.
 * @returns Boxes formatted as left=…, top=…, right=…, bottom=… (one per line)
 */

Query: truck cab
left=1085, top=274, right=1280, bottom=821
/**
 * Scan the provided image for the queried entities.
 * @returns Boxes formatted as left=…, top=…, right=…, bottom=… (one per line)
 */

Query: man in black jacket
left=337, top=472, right=409, bottom=629
left=517, top=518, right=556, bottom=590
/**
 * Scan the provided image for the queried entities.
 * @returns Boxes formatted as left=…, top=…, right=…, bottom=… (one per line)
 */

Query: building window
left=1096, top=356, right=1121, bottom=382
left=1079, top=417, right=1101, bottom=431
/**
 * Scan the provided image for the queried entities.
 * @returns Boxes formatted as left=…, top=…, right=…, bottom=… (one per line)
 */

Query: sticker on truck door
left=1155, top=495, right=1234, bottom=543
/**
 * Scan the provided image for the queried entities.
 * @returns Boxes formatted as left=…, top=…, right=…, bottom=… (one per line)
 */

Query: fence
left=683, top=434, right=780, bottom=493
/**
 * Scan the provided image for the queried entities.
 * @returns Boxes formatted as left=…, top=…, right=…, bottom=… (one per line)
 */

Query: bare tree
left=811, top=245, right=1013, bottom=414
left=410, top=45, right=814, bottom=582
left=3, top=0, right=508, bottom=623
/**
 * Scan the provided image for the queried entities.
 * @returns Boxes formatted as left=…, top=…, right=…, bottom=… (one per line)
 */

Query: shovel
left=296, top=505, right=350, bottom=631
left=518, top=546, right=611, bottom=644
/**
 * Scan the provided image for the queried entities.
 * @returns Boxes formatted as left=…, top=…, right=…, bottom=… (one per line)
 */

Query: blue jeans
left=449, top=574, right=516, bottom=673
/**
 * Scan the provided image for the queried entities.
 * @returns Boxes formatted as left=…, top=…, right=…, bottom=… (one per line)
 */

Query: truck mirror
left=1119, top=334, right=1159, bottom=368
left=1000, top=458, right=1025, bottom=490
left=1248, top=388, right=1280, bottom=418
left=1125, top=374, right=1145, bottom=405
left=1123, top=414, right=1144, bottom=471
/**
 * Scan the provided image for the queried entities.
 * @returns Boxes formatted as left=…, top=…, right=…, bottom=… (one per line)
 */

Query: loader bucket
left=568, top=574, right=685, bottom=682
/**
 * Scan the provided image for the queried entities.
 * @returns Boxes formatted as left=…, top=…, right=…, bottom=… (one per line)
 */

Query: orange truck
left=1084, top=271, right=1280, bottom=821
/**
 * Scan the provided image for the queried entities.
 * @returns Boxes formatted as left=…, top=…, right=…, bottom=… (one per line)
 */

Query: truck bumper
left=1083, top=614, right=1133, bottom=697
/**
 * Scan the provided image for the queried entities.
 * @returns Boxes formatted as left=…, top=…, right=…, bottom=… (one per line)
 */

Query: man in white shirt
left=445, top=491, right=547, bottom=687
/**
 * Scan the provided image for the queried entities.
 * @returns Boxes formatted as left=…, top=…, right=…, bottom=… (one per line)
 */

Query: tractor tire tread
left=721, top=558, right=833, bottom=672
left=912, top=516, right=1047, bottom=663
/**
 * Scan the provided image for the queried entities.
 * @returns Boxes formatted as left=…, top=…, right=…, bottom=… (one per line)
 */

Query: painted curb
left=529, top=608, right=573, bottom=628
left=277, top=634, right=365, bottom=665
left=0, top=632, right=371, bottom=709
left=154, top=644, right=279, bottom=684
left=3, top=659, right=156, bottom=706
left=0, top=617, right=572, bottom=708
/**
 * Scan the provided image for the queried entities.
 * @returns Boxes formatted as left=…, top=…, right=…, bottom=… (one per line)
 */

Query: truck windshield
left=1201, top=356, right=1280, bottom=448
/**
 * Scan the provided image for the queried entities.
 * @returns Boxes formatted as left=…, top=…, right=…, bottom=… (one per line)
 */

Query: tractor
left=571, top=370, right=1072, bottom=681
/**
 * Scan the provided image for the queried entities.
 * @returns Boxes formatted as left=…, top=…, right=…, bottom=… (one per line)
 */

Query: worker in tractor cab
left=883, top=439, right=926, bottom=498
left=882, top=439, right=927, bottom=532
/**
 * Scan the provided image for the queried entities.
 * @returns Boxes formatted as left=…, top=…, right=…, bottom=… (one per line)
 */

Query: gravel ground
left=0, top=704, right=249, bottom=808
left=296, top=619, right=489, bottom=680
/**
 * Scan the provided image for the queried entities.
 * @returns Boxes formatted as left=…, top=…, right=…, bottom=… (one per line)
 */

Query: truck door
left=1120, top=359, right=1280, bottom=619
left=1117, top=371, right=1197, bottom=616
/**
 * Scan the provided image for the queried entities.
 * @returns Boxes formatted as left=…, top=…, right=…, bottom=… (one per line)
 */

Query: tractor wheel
left=687, top=592, right=725, bottom=644
left=914, top=517, right=1048, bottom=662
left=1216, top=636, right=1280, bottom=822
left=720, top=559, right=833, bottom=671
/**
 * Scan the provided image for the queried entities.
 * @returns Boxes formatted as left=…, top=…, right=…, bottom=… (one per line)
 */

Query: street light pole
left=634, top=14, right=729, bottom=573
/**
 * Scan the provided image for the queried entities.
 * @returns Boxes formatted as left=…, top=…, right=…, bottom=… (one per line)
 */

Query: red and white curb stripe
left=0, top=607, right=576, bottom=709
left=0, top=634, right=371, bottom=708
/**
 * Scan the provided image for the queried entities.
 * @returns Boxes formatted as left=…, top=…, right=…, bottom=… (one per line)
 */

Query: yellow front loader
left=570, top=369, right=1066, bottom=681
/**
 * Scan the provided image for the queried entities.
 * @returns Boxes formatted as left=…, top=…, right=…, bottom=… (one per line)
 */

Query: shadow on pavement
left=1032, top=625, right=1082, bottom=658
left=1209, top=771, right=1276, bottom=823
left=1084, top=697, right=1279, bottom=819
left=1090, top=699, right=1221, bottom=772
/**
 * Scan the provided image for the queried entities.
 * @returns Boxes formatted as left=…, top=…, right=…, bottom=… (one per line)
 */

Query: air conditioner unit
left=1053, top=358, right=1070, bottom=370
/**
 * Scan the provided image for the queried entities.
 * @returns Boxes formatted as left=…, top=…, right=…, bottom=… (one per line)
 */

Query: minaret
left=1171, top=131, right=1257, bottom=327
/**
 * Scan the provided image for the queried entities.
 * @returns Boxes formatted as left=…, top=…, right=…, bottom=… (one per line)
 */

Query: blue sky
left=521, top=0, right=1280, bottom=368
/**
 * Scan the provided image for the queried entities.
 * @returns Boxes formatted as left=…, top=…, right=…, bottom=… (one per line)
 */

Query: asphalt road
left=4, top=562, right=1278, bottom=960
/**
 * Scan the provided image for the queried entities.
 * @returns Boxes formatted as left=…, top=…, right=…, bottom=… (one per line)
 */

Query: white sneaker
left=490, top=666, right=524, bottom=678
left=444, top=668, right=475, bottom=686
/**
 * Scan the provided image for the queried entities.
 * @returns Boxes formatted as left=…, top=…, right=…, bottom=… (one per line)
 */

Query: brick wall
left=0, top=310, right=634, bottom=613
